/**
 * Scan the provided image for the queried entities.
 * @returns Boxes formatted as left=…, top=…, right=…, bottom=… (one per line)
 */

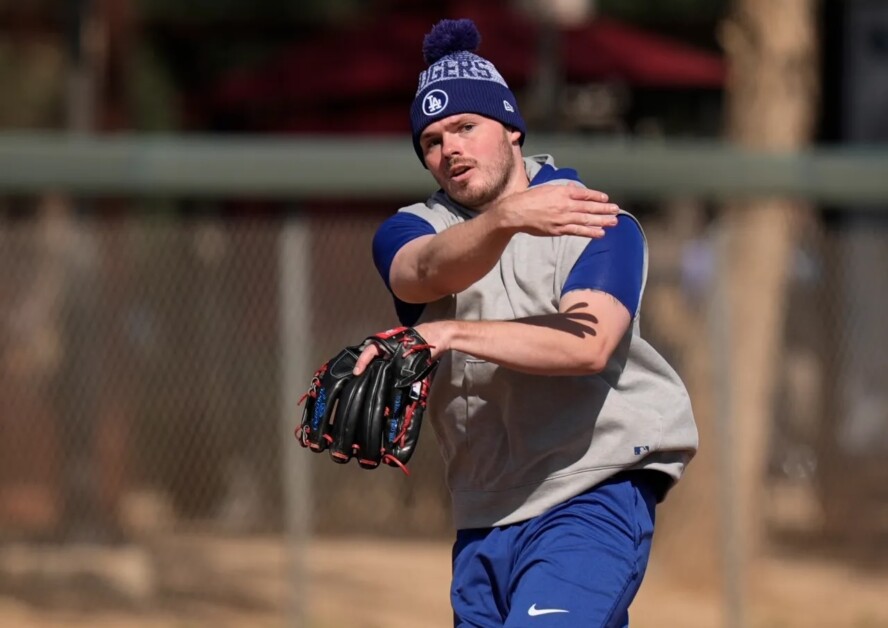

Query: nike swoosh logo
left=528, top=604, right=569, bottom=616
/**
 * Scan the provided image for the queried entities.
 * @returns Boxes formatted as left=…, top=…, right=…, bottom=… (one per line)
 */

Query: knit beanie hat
left=410, top=18, right=526, bottom=166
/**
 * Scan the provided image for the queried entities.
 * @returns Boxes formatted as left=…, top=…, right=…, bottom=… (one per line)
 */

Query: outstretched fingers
left=564, top=224, right=607, bottom=238
left=567, top=185, right=611, bottom=204
left=498, top=183, right=621, bottom=238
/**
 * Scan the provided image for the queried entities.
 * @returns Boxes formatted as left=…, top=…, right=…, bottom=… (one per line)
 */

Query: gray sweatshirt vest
left=398, top=155, right=698, bottom=530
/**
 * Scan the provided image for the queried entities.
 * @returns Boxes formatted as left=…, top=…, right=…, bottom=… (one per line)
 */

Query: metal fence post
left=279, top=212, right=313, bottom=627
left=710, top=217, right=745, bottom=628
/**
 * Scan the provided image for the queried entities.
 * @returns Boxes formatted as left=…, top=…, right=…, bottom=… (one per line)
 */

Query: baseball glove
left=295, top=327, right=437, bottom=474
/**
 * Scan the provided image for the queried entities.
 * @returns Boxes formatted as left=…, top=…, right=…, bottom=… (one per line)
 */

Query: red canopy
left=208, top=6, right=724, bottom=134
left=562, top=19, right=725, bottom=87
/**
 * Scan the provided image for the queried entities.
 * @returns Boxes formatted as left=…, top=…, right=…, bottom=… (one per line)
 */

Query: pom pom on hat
left=422, top=19, right=481, bottom=64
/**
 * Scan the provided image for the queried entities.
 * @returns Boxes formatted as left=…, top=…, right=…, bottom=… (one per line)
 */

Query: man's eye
left=462, top=124, right=475, bottom=132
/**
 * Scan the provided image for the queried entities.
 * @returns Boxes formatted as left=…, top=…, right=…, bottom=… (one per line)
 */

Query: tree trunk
left=722, top=0, right=819, bottom=555
left=651, top=0, right=821, bottom=606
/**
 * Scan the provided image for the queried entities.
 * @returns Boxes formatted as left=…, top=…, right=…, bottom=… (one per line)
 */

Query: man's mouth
left=449, top=164, right=473, bottom=181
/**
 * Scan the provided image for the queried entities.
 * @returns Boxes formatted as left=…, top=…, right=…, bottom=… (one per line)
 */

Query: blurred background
left=0, top=0, right=886, bottom=626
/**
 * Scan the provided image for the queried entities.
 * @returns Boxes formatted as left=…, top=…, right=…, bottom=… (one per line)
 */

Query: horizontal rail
left=0, top=133, right=886, bottom=205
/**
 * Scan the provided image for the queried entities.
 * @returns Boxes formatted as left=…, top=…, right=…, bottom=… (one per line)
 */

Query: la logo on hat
left=423, top=89, right=449, bottom=116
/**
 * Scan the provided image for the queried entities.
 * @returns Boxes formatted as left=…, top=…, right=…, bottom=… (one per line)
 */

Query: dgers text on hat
left=416, top=56, right=508, bottom=94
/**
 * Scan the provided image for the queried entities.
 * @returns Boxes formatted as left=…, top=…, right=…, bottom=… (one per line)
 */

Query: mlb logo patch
left=633, top=445, right=650, bottom=456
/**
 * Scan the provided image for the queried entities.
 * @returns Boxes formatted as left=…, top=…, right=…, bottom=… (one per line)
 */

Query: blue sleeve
left=372, top=212, right=436, bottom=289
left=371, top=212, right=437, bottom=326
left=561, top=216, right=645, bottom=318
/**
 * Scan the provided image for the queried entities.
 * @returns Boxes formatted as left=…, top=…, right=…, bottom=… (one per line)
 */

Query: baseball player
left=354, top=18, right=698, bottom=627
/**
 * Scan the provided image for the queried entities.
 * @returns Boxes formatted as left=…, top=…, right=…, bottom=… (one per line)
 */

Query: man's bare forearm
left=391, top=185, right=618, bottom=304
left=444, top=316, right=608, bottom=376
left=411, top=208, right=515, bottom=298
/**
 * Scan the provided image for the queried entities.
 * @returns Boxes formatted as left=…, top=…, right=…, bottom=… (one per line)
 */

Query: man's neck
left=475, top=161, right=530, bottom=214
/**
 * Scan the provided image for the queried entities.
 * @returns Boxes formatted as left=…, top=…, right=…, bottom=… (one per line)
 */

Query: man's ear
left=507, top=127, right=522, bottom=146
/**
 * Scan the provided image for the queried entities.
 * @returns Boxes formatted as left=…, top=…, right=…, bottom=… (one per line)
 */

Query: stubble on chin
left=448, top=179, right=487, bottom=208
left=449, top=149, right=515, bottom=209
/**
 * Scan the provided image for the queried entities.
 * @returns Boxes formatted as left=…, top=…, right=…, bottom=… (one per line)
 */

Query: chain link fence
left=0, top=190, right=887, bottom=626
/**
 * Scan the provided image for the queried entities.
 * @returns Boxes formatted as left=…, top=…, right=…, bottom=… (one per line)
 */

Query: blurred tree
left=653, top=0, right=821, bottom=619
left=0, top=3, right=65, bottom=127
left=0, top=0, right=69, bottom=538
left=0, top=0, right=158, bottom=543
left=721, top=0, right=819, bottom=563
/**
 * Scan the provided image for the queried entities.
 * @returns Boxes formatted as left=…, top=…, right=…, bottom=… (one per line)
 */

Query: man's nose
left=442, top=133, right=462, bottom=158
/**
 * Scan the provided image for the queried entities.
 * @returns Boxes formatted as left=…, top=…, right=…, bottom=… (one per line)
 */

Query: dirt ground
left=1, top=535, right=887, bottom=628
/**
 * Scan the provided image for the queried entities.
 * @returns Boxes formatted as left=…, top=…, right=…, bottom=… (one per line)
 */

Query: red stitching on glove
left=375, top=326, right=409, bottom=340
left=403, top=343, right=435, bottom=356
left=396, top=404, right=415, bottom=446
left=382, top=454, right=410, bottom=476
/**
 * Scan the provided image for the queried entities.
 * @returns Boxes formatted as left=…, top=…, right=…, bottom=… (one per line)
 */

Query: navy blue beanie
left=410, top=19, right=526, bottom=166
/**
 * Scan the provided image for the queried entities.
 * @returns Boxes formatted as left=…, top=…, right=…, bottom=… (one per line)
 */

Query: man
left=355, top=18, right=698, bottom=627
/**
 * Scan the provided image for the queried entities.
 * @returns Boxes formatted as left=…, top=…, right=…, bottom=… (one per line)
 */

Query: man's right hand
left=493, top=183, right=620, bottom=239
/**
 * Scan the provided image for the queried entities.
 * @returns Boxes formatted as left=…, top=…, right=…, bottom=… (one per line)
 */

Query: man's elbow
left=414, top=264, right=459, bottom=299
left=577, top=358, right=607, bottom=375
left=414, top=258, right=431, bottom=284
left=391, top=271, right=451, bottom=304
left=575, top=345, right=614, bottom=375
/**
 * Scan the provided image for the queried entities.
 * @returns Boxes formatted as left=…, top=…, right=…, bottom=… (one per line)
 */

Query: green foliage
left=129, top=43, right=180, bottom=131
left=0, top=38, right=64, bottom=128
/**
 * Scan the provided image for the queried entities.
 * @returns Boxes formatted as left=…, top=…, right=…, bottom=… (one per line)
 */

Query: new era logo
left=503, top=100, right=515, bottom=112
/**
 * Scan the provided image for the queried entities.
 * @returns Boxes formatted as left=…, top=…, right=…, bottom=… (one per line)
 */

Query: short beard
left=447, top=131, right=516, bottom=209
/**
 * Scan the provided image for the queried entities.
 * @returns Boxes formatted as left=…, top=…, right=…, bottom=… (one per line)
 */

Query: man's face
left=419, top=114, right=523, bottom=210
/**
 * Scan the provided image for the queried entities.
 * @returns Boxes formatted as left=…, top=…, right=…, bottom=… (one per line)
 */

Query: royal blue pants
left=451, top=471, right=658, bottom=627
